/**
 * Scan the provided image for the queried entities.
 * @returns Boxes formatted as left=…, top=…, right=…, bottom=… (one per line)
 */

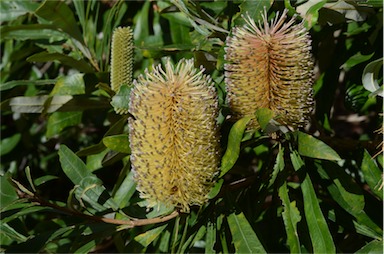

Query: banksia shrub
left=128, top=58, right=220, bottom=212
left=225, top=9, right=314, bottom=129
left=110, top=26, right=133, bottom=114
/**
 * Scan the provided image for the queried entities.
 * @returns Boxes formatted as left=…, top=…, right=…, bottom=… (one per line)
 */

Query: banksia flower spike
left=110, top=26, right=134, bottom=114
left=128, top=58, right=220, bottom=212
left=224, top=9, right=314, bottom=129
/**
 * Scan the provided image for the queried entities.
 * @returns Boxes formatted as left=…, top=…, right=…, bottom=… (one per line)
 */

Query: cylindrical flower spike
left=224, top=9, right=314, bottom=129
left=128, top=58, right=220, bottom=212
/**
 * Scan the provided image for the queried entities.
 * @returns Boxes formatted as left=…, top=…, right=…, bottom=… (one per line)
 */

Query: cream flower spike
left=128, top=58, right=220, bottom=212
left=225, top=9, right=314, bottom=129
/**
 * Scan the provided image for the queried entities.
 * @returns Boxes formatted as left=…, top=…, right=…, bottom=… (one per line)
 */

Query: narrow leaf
left=102, top=134, right=130, bottom=154
left=290, top=152, right=336, bottom=253
left=0, top=79, right=56, bottom=92
left=355, top=239, right=383, bottom=253
left=134, top=225, right=167, bottom=247
left=227, top=212, right=266, bottom=254
left=113, top=170, right=136, bottom=209
left=9, top=95, right=72, bottom=113
left=278, top=182, right=301, bottom=253
left=205, top=221, right=216, bottom=254
left=219, top=116, right=252, bottom=177
left=297, top=131, right=341, bottom=161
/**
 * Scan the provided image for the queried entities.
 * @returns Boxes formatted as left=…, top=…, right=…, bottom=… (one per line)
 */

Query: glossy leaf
left=219, top=116, right=252, bottom=177
left=290, top=152, right=336, bottom=253
left=362, top=58, right=383, bottom=97
left=227, top=212, right=266, bottom=254
left=361, top=149, right=383, bottom=199
left=278, top=182, right=301, bottom=253
left=46, top=112, right=82, bottom=138
left=58, top=145, right=118, bottom=211
left=297, top=131, right=341, bottom=161
left=134, top=225, right=167, bottom=247
left=0, top=0, right=39, bottom=22
left=50, top=74, right=85, bottom=96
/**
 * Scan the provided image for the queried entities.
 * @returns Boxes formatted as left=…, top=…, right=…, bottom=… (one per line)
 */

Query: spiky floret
left=224, top=9, right=314, bottom=129
left=110, top=27, right=133, bottom=114
left=128, top=58, right=220, bottom=212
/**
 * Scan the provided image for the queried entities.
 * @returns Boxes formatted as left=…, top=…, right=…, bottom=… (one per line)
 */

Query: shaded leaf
left=290, top=152, right=336, bottom=253
left=113, top=170, right=136, bottom=209
left=0, top=174, right=18, bottom=207
left=0, top=24, right=66, bottom=41
left=0, top=0, right=39, bottom=22
left=207, top=178, right=223, bottom=199
left=227, top=212, right=266, bottom=254
left=205, top=221, right=216, bottom=254
left=0, top=79, right=56, bottom=92
left=0, top=133, right=21, bottom=156
left=46, top=112, right=82, bottom=138
left=278, top=182, right=301, bottom=253
left=297, top=131, right=341, bottom=161
left=342, top=52, right=374, bottom=70
left=361, top=149, right=383, bottom=199
left=219, top=116, right=252, bottom=177
left=268, top=144, right=284, bottom=187
left=134, top=225, right=167, bottom=247
left=362, top=58, right=383, bottom=97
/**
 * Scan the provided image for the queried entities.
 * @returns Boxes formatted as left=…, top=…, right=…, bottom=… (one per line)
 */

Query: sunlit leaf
left=297, top=131, right=341, bottom=161
left=50, top=74, right=85, bottom=96
left=110, top=85, right=132, bottom=115
left=113, top=170, right=136, bottom=209
left=355, top=239, right=384, bottom=253
left=0, top=24, right=66, bottom=41
left=102, top=134, right=130, bottom=154
left=219, top=116, right=252, bottom=177
left=227, top=212, right=266, bottom=254
left=134, top=225, right=167, bottom=247
left=0, top=0, right=39, bottom=22
left=235, top=0, right=273, bottom=26
left=342, top=52, right=374, bottom=70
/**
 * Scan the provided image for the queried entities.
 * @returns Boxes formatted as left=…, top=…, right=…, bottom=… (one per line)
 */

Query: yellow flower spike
left=225, top=9, right=314, bottom=129
left=110, top=27, right=133, bottom=114
left=128, top=58, right=220, bottom=212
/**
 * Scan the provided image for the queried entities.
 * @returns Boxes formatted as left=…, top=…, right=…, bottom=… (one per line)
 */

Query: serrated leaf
left=102, top=134, right=130, bottom=154
left=219, top=116, right=252, bottom=177
left=361, top=149, right=383, bottom=199
left=134, top=225, right=167, bottom=247
left=58, top=145, right=118, bottom=211
left=279, top=182, right=301, bottom=253
left=290, top=152, right=335, bottom=253
left=46, top=111, right=82, bottom=138
left=227, top=212, right=266, bottom=254
left=269, top=144, right=284, bottom=187
left=297, top=131, right=341, bottom=161
left=0, top=133, right=21, bottom=156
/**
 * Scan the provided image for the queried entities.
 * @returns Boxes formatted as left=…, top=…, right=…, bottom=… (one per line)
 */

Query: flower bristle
left=110, top=27, right=133, bottom=114
left=224, top=9, right=314, bottom=129
left=128, top=58, right=220, bottom=212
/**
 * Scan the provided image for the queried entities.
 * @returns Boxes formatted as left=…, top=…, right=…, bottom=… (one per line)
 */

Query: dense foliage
left=1, top=0, right=383, bottom=253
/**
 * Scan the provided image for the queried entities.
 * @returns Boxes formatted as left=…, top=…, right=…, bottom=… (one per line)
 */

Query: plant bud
left=129, top=58, right=220, bottom=212
left=225, top=9, right=314, bottom=129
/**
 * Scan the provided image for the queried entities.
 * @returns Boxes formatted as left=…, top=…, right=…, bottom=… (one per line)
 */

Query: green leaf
left=180, top=225, right=206, bottom=253
left=219, top=116, right=252, bottom=177
left=46, top=112, right=82, bottom=138
left=342, top=52, right=375, bottom=70
left=355, top=239, right=383, bottom=253
left=134, top=225, right=167, bottom=247
left=297, top=131, right=341, bottom=161
left=278, top=182, right=301, bottom=253
left=34, top=0, right=84, bottom=44
left=102, top=134, right=130, bottom=154
left=0, top=133, right=21, bottom=156
left=361, top=149, right=383, bottom=199
left=0, top=79, right=56, bottom=92
left=362, top=58, right=383, bottom=97
left=27, top=52, right=94, bottom=73
left=58, top=145, right=118, bottom=211
left=0, top=0, right=39, bottom=22
left=227, top=212, right=266, bottom=254
left=7, top=95, right=72, bottom=113
left=110, top=85, right=132, bottom=115
left=235, top=0, right=273, bottom=26
left=268, top=144, right=284, bottom=187
left=113, top=170, right=136, bottom=209
left=50, top=74, right=85, bottom=96
left=207, top=178, right=223, bottom=199
left=0, top=24, right=66, bottom=41
left=255, top=108, right=277, bottom=133
left=290, top=152, right=336, bottom=253
left=34, top=175, right=59, bottom=187
left=0, top=174, right=18, bottom=208
left=0, top=222, right=28, bottom=243
left=205, top=221, right=216, bottom=254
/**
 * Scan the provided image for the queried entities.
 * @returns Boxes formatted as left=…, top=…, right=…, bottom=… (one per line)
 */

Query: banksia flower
left=224, top=9, right=314, bottom=129
left=110, top=26, right=134, bottom=114
left=128, top=58, right=220, bottom=212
